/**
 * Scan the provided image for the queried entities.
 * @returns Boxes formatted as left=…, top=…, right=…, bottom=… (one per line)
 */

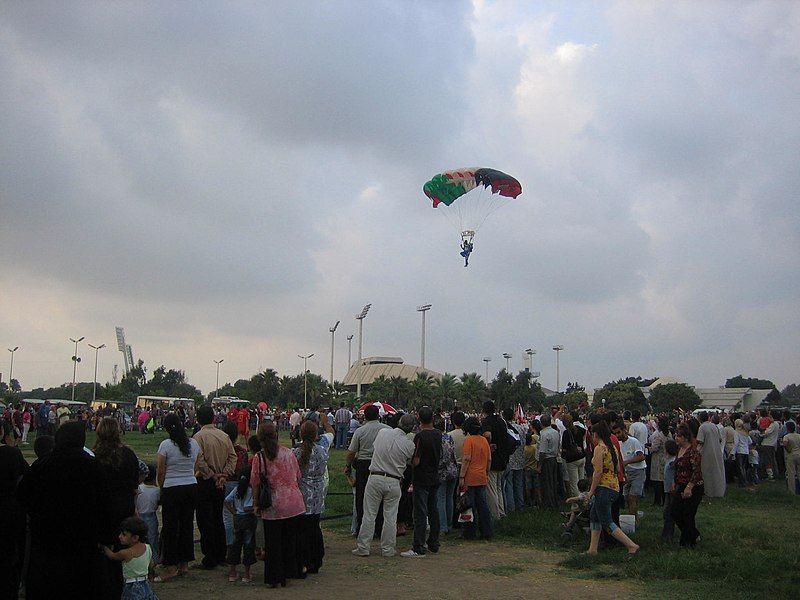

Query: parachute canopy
left=423, top=168, right=522, bottom=208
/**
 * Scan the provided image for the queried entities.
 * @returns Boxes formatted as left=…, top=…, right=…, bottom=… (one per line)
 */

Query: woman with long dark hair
left=670, top=423, right=704, bottom=548
left=156, top=412, right=200, bottom=582
left=586, top=419, right=639, bottom=557
left=293, top=420, right=329, bottom=574
left=93, top=417, right=140, bottom=597
left=251, top=422, right=306, bottom=587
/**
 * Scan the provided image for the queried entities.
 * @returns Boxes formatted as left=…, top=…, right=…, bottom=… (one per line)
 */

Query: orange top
left=462, top=434, right=490, bottom=487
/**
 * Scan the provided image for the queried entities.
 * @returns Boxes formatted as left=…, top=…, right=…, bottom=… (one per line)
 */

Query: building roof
left=696, top=387, right=771, bottom=412
left=342, top=357, right=443, bottom=387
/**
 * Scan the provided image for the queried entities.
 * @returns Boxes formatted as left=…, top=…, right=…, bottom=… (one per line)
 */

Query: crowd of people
left=1, top=396, right=798, bottom=598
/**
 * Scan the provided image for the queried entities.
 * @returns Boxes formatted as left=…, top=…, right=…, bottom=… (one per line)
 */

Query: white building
left=640, top=376, right=770, bottom=412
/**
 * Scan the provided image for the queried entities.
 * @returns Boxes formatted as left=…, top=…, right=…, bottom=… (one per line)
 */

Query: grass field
left=20, top=430, right=800, bottom=599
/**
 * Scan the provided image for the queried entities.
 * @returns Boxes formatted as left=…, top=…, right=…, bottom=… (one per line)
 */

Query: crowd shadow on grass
left=492, top=483, right=800, bottom=600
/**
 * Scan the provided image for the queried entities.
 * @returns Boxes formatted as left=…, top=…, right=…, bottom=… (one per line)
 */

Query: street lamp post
left=7, top=346, right=19, bottom=389
left=70, top=337, right=85, bottom=402
left=298, top=353, right=315, bottom=410
left=483, top=357, right=492, bottom=382
left=524, top=348, right=536, bottom=373
left=213, top=359, right=224, bottom=399
left=552, top=345, right=564, bottom=393
left=502, top=353, right=512, bottom=373
left=355, top=304, right=371, bottom=399
left=417, top=304, right=431, bottom=369
left=88, top=343, right=106, bottom=405
left=346, top=335, right=354, bottom=369
left=329, top=321, right=340, bottom=385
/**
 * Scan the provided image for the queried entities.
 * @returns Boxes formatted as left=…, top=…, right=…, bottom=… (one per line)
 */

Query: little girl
left=100, top=516, right=159, bottom=600
left=224, top=466, right=257, bottom=583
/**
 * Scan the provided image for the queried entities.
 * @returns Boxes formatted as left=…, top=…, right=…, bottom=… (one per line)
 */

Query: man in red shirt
left=237, top=406, right=249, bottom=442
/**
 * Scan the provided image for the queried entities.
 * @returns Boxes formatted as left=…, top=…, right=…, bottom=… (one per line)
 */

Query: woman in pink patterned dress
left=251, top=422, right=306, bottom=588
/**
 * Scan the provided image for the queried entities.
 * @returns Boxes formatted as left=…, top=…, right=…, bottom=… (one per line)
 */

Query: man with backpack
left=481, top=401, right=512, bottom=520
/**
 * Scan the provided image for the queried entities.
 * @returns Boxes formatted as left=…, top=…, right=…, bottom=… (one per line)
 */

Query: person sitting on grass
left=562, top=478, right=590, bottom=533
left=99, top=516, right=159, bottom=600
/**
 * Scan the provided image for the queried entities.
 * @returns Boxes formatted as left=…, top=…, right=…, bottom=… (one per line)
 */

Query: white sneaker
left=400, top=550, right=425, bottom=558
left=351, top=549, right=369, bottom=557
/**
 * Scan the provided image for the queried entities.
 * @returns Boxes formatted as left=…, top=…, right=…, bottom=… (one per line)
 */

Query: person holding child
left=100, top=516, right=159, bottom=600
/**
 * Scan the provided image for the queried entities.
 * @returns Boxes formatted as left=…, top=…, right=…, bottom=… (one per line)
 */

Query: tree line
left=4, top=361, right=798, bottom=414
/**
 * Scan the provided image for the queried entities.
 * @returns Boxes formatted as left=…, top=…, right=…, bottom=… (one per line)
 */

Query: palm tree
left=433, top=373, right=460, bottom=410
left=278, top=375, right=297, bottom=408
left=388, top=376, right=410, bottom=409
left=366, top=375, right=392, bottom=404
left=408, top=373, right=435, bottom=410
left=459, top=372, right=488, bottom=412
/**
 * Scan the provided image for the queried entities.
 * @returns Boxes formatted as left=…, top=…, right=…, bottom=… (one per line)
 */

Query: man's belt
left=369, top=470, right=402, bottom=481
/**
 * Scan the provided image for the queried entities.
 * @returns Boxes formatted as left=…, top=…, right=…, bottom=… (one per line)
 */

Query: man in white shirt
left=613, top=420, right=646, bottom=521
left=629, top=411, right=649, bottom=448
left=353, top=414, right=416, bottom=557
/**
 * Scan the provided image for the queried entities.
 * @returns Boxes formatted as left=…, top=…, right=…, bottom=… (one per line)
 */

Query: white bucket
left=619, top=514, right=636, bottom=535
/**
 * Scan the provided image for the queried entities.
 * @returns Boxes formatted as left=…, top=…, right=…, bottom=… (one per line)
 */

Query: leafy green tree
left=529, top=380, right=547, bottom=412
left=508, top=370, right=534, bottom=411
left=408, top=373, right=434, bottom=410
left=781, top=384, right=800, bottom=406
left=433, top=373, right=460, bottom=410
left=246, top=369, right=280, bottom=405
left=763, top=388, right=782, bottom=406
left=366, top=375, right=392, bottom=404
left=649, top=383, right=701, bottom=413
left=489, top=369, right=514, bottom=412
left=387, top=376, right=410, bottom=409
left=458, top=373, right=488, bottom=412
left=725, top=375, right=775, bottom=390
left=278, top=375, right=299, bottom=408
left=563, top=381, right=589, bottom=411
left=592, top=380, right=648, bottom=414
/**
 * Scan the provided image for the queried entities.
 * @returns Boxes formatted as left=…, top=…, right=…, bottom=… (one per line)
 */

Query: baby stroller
left=561, top=503, right=590, bottom=541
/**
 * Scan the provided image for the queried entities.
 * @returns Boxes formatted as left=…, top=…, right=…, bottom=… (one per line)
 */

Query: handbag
left=455, top=492, right=472, bottom=514
left=257, top=451, right=273, bottom=510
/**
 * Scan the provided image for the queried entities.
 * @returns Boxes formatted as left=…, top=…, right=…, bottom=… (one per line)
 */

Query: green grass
left=493, top=483, right=800, bottom=599
left=20, top=431, right=800, bottom=597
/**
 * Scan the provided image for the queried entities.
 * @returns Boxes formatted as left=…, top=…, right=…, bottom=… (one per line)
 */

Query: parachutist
left=460, top=239, right=474, bottom=267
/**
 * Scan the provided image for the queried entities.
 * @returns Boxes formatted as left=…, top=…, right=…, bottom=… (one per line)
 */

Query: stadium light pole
left=70, top=337, right=85, bottom=402
left=213, top=359, right=224, bottom=399
left=355, top=304, right=371, bottom=399
left=7, top=346, right=19, bottom=389
left=298, top=353, right=315, bottom=410
left=417, top=304, right=431, bottom=369
left=552, top=345, right=564, bottom=393
left=329, top=321, right=340, bottom=385
left=483, top=357, right=492, bottom=382
left=525, top=348, right=536, bottom=373
left=88, top=343, right=106, bottom=405
left=502, top=353, right=512, bottom=373
left=346, top=335, right=354, bottom=369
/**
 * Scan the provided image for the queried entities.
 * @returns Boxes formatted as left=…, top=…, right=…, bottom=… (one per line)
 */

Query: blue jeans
left=589, top=486, right=619, bottom=533
left=222, top=481, right=237, bottom=545
left=412, top=484, right=440, bottom=554
left=503, top=468, right=525, bottom=512
left=335, top=422, right=349, bottom=449
left=437, top=478, right=457, bottom=532
left=140, top=512, right=160, bottom=565
left=462, top=485, right=492, bottom=540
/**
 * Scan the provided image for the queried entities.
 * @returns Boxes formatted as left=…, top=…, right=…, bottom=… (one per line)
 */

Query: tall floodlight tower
left=355, top=304, right=371, bottom=399
left=329, top=320, right=340, bottom=385
left=552, top=345, right=564, bottom=393
left=115, top=327, right=130, bottom=374
left=417, top=304, right=431, bottom=369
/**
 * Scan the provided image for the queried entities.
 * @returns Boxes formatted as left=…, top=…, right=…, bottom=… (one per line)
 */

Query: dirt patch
left=155, top=528, right=631, bottom=600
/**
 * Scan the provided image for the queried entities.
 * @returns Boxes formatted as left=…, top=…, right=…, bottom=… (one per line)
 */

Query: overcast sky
left=1, top=1, right=798, bottom=396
